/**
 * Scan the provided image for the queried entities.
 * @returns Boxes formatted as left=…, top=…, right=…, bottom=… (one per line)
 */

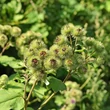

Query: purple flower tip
left=71, top=99, right=76, bottom=104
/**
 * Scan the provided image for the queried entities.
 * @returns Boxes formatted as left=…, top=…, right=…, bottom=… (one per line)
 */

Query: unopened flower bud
left=29, top=70, right=45, bottom=84
left=26, top=56, right=42, bottom=70
left=16, top=33, right=27, bottom=47
left=11, top=26, right=21, bottom=37
left=0, top=74, right=8, bottom=88
left=74, top=26, right=86, bottom=36
left=49, top=44, right=60, bottom=57
left=44, top=56, right=62, bottom=70
left=0, top=25, right=4, bottom=33
left=96, top=57, right=104, bottom=65
left=84, top=37, right=95, bottom=46
left=0, top=74, right=8, bottom=82
left=25, top=31, right=35, bottom=40
left=59, top=44, right=73, bottom=59
left=3, top=25, right=12, bottom=35
left=65, top=81, right=79, bottom=89
left=0, top=34, right=8, bottom=47
left=61, top=23, right=74, bottom=36
left=37, top=48, right=48, bottom=59
left=94, top=41, right=104, bottom=52
left=29, top=39, right=46, bottom=50
left=54, top=35, right=67, bottom=45
left=24, top=48, right=35, bottom=58
left=71, top=89, right=82, bottom=102
left=64, top=58, right=74, bottom=70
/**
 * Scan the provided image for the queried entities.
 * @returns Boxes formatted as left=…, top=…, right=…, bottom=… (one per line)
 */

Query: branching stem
left=0, top=42, right=10, bottom=56
left=24, top=79, right=37, bottom=110
left=80, top=72, right=92, bottom=90
left=37, top=70, right=72, bottom=110
left=38, top=92, right=57, bottom=110
left=26, top=80, right=37, bottom=102
left=37, top=37, right=77, bottom=110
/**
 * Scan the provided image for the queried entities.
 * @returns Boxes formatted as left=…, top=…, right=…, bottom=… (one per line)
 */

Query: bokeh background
left=0, top=0, right=110, bottom=110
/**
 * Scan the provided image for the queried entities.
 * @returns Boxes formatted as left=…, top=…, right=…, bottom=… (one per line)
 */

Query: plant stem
left=26, top=80, right=38, bottom=102
left=0, top=42, right=9, bottom=56
left=24, top=79, right=28, bottom=99
left=38, top=92, right=57, bottom=110
left=37, top=35, right=77, bottom=110
left=30, top=0, right=38, bottom=13
left=85, top=51, right=95, bottom=62
left=28, top=98, right=39, bottom=105
left=37, top=70, right=72, bottom=110
left=24, top=79, right=37, bottom=110
left=24, top=78, right=28, bottom=110
left=37, top=36, right=77, bottom=110
left=69, top=36, right=76, bottom=55
left=72, top=38, right=77, bottom=55
left=80, top=72, right=92, bottom=90
left=24, top=100, right=28, bottom=110
left=63, top=70, right=71, bottom=83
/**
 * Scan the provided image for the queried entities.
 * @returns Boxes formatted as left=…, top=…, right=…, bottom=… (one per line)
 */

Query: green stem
left=80, top=72, right=92, bottom=90
left=30, top=0, right=38, bottom=13
left=26, top=80, right=37, bottom=102
left=72, top=38, right=77, bottom=55
left=69, top=37, right=76, bottom=55
left=24, top=79, right=28, bottom=99
left=0, top=42, right=10, bottom=56
left=85, top=50, right=95, bottom=62
left=38, top=92, right=57, bottom=110
left=37, top=35, right=77, bottom=110
left=24, top=79, right=37, bottom=110
left=28, top=98, right=39, bottom=105
left=24, top=78, right=28, bottom=110
left=37, top=70, right=72, bottom=110
left=63, top=70, right=71, bottom=83
left=24, top=100, right=28, bottom=110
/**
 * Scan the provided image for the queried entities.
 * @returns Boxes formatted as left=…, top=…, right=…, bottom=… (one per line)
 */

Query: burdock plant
left=0, top=23, right=107, bottom=110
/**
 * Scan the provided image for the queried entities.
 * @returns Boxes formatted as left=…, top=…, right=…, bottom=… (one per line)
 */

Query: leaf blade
left=48, top=76, right=66, bottom=92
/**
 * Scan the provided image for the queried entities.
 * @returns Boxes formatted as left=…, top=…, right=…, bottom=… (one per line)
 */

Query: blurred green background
left=0, top=0, right=110, bottom=110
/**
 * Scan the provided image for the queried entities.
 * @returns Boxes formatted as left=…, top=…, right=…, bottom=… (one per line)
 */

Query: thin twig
left=24, top=79, right=28, bottom=99
left=80, top=72, right=92, bottom=90
left=24, top=79, right=37, bottom=110
left=24, top=75, right=29, bottom=110
left=38, top=92, right=57, bottom=110
left=28, top=98, right=39, bottom=105
left=37, top=70, right=72, bottom=110
left=72, top=38, right=77, bottom=55
left=63, top=70, right=71, bottom=83
left=0, top=42, right=10, bottom=56
left=30, top=0, right=38, bottom=13
left=26, top=79, right=38, bottom=102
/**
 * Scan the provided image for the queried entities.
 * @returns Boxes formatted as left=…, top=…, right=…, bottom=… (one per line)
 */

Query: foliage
left=0, top=0, right=110, bottom=110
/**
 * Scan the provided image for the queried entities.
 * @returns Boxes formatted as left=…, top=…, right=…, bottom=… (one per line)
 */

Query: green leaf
left=33, top=84, right=47, bottom=99
left=27, top=107, right=34, bottom=110
left=55, top=95, right=65, bottom=106
left=13, top=14, right=24, bottom=21
left=81, top=103, right=86, bottom=110
left=105, top=1, right=110, bottom=12
left=103, top=106, right=110, bottom=110
left=47, top=76, right=66, bottom=92
left=56, top=68, right=67, bottom=78
left=15, top=2, right=22, bottom=13
left=0, top=89, right=24, bottom=110
left=0, top=55, right=24, bottom=69
left=26, top=11, right=38, bottom=23
left=7, top=80, right=24, bottom=93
